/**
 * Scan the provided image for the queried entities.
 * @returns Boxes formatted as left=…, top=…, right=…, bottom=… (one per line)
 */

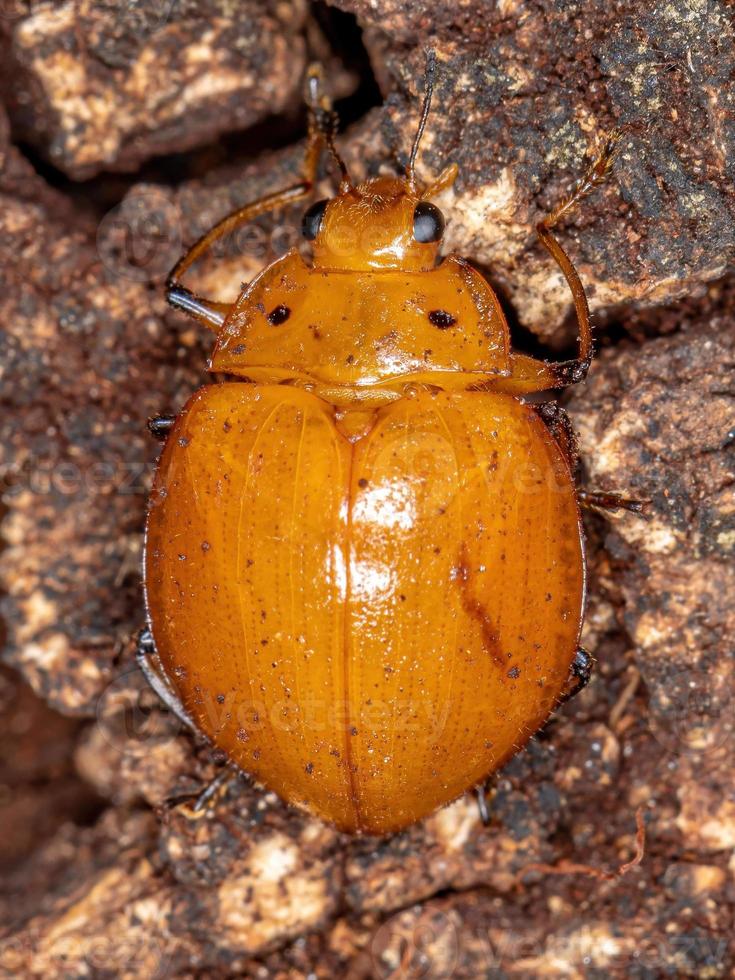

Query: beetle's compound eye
left=413, top=201, right=445, bottom=243
left=302, top=199, right=329, bottom=241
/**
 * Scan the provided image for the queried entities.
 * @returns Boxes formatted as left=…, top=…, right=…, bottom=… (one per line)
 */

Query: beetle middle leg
left=136, top=626, right=197, bottom=732
left=538, top=401, right=580, bottom=472
left=165, top=65, right=346, bottom=332
left=147, top=414, right=176, bottom=441
left=538, top=402, right=648, bottom=516
left=578, top=489, right=648, bottom=517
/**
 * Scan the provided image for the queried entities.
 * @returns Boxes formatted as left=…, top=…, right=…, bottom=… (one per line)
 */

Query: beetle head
left=304, top=50, right=458, bottom=273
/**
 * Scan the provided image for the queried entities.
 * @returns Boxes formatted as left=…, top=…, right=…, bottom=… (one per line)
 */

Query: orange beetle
left=140, top=55, right=637, bottom=835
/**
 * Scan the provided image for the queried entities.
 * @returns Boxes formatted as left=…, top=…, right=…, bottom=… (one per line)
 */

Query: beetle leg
left=136, top=627, right=197, bottom=732
left=165, top=65, right=341, bottom=330
left=191, top=767, right=238, bottom=813
left=475, top=782, right=492, bottom=826
left=578, top=489, right=650, bottom=518
left=537, top=404, right=649, bottom=517
left=536, top=130, right=622, bottom=388
left=559, top=647, right=595, bottom=704
left=147, top=414, right=176, bottom=441
left=164, top=767, right=240, bottom=818
left=537, top=401, right=580, bottom=472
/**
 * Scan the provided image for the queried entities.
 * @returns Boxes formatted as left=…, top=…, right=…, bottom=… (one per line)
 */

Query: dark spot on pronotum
left=231, top=343, right=246, bottom=355
left=305, top=762, right=314, bottom=774
left=267, top=304, right=291, bottom=325
left=358, top=477, right=369, bottom=488
left=428, top=309, right=457, bottom=329
left=507, top=666, right=521, bottom=679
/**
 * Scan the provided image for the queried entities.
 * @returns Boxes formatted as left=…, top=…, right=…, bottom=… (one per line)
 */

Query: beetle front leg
left=165, top=65, right=342, bottom=332
left=536, top=131, right=622, bottom=388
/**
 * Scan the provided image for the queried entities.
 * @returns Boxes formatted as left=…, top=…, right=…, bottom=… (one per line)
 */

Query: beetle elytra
left=141, top=54, right=636, bottom=835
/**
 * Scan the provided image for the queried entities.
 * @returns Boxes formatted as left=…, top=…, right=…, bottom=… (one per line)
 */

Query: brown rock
left=0, top=104, right=207, bottom=713
left=1, top=3, right=734, bottom=975
left=0, top=0, right=308, bottom=178
left=332, top=0, right=735, bottom=341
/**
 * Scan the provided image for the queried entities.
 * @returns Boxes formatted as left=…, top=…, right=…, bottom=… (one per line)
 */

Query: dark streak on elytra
left=454, top=543, right=505, bottom=669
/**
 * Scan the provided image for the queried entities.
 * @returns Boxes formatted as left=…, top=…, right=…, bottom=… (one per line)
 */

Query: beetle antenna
left=407, top=48, right=437, bottom=190
left=305, top=64, right=352, bottom=192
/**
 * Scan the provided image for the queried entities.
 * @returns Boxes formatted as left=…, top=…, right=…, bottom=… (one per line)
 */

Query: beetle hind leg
left=136, top=626, right=196, bottom=732
left=163, top=767, right=241, bottom=818
left=559, top=647, right=595, bottom=705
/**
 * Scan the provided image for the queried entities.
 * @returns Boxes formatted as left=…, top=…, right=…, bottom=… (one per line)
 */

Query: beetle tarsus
left=166, top=284, right=227, bottom=330
left=552, top=356, right=592, bottom=387
left=475, top=783, right=492, bottom=826
left=147, top=414, right=176, bottom=441
left=162, top=768, right=238, bottom=818
left=536, top=133, right=620, bottom=390
left=193, top=768, right=237, bottom=813
left=579, top=489, right=650, bottom=518
left=560, top=647, right=595, bottom=704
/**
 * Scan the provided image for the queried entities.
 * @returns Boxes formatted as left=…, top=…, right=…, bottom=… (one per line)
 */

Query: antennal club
left=407, top=49, right=437, bottom=191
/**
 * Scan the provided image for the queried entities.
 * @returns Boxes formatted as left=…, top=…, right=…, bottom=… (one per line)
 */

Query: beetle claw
left=475, top=782, right=492, bottom=827
left=147, top=414, right=176, bottom=441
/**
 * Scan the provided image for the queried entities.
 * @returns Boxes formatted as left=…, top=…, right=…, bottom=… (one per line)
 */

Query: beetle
left=139, top=54, right=641, bottom=835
